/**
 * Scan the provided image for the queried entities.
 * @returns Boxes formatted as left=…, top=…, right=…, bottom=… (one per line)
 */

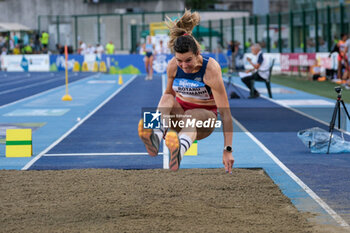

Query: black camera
left=335, top=86, right=342, bottom=93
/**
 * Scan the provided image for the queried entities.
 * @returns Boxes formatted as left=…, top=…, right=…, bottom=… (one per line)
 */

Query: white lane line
left=0, top=73, right=99, bottom=109
left=0, top=74, right=77, bottom=95
left=224, top=77, right=350, bottom=228
left=233, top=116, right=349, bottom=228
left=161, top=73, right=169, bottom=169
left=44, top=152, right=164, bottom=156
left=0, top=73, right=60, bottom=87
left=21, top=74, right=137, bottom=170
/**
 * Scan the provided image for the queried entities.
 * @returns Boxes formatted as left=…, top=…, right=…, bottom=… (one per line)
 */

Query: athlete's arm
left=204, top=58, right=234, bottom=173
left=164, top=58, right=177, bottom=97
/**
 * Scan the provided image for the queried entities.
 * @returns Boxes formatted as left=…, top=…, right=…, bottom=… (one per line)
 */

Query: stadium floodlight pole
left=327, top=6, right=331, bottom=52
left=231, top=17, right=234, bottom=43
left=289, top=10, right=294, bottom=53
left=254, top=15, right=258, bottom=44
left=97, top=15, right=101, bottom=45
left=315, top=7, right=319, bottom=52
left=220, top=19, right=223, bottom=48
left=278, top=13, right=282, bottom=53
left=340, top=3, right=345, bottom=35
left=62, top=45, right=72, bottom=101
left=209, top=20, right=212, bottom=52
left=142, top=12, right=145, bottom=32
left=37, top=15, right=41, bottom=34
left=266, top=14, right=270, bottom=53
left=120, top=14, right=124, bottom=51
left=243, top=17, right=246, bottom=53
left=74, top=16, right=78, bottom=52
left=302, top=9, right=306, bottom=53
left=56, top=16, right=60, bottom=46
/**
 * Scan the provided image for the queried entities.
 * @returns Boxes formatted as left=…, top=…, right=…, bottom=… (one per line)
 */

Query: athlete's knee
left=159, top=94, right=175, bottom=104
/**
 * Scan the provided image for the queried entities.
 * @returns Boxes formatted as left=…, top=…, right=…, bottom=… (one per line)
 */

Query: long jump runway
left=25, top=74, right=164, bottom=170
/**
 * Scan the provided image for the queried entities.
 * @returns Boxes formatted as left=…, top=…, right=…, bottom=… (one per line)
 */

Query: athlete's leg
left=149, top=55, right=154, bottom=80
left=144, top=57, right=150, bottom=79
left=165, top=108, right=217, bottom=171
left=139, top=94, right=183, bottom=157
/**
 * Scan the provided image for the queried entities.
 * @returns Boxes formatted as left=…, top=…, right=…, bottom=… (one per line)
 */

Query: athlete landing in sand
left=138, top=9, right=234, bottom=173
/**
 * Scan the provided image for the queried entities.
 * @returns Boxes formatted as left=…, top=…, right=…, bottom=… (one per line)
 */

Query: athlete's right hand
left=223, top=151, right=234, bottom=174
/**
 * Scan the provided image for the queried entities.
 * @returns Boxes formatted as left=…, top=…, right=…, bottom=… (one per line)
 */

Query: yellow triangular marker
left=82, top=62, right=89, bottom=72
left=92, top=61, right=99, bottom=72
left=99, top=61, right=107, bottom=73
left=118, top=73, right=123, bottom=85
left=73, top=61, right=80, bottom=72
left=184, top=140, right=197, bottom=156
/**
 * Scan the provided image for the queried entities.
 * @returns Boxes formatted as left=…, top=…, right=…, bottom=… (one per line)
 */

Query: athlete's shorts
left=338, top=54, right=348, bottom=62
left=176, top=97, right=217, bottom=116
left=146, top=52, right=153, bottom=58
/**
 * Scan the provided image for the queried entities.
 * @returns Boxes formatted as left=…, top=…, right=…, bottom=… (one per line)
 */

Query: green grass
left=271, top=74, right=350, bottom=103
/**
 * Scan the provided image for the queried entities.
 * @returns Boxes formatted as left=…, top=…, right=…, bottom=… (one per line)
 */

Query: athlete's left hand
left=223, top=151, right=234, bottom=174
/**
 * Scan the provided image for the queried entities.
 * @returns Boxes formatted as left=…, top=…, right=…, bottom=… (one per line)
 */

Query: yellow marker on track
left=118, top=73, right=123, bottom=85
left=184, top=140, right=198, bottom=156
left=6, top=129, right=32, bottom=157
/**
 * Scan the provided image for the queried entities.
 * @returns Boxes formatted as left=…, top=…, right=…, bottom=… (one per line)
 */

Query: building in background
left=289, top=0, right=350, bottom=11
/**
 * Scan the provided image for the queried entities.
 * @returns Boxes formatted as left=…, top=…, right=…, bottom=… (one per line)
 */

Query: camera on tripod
left=327, top=86, right=350, bottom=153
left=335, top=86, right=342, bottom=94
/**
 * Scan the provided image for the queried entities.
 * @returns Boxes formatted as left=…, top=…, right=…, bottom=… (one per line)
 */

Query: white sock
left=179, top=134, right=193, bottom=160
left=154, top=130, right=163, bottom=143
left=154, top=122, right=166, bottom=143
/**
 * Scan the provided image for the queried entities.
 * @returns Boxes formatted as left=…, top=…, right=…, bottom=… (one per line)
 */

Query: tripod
left=327, top=87, right=350, bottom=154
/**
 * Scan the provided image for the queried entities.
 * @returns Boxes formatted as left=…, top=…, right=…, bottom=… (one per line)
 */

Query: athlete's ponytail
left=165, top=9, right=201, bottom=54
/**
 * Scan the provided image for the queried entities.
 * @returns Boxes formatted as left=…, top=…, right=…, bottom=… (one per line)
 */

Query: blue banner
left=49, top=53, right=229, bottom=74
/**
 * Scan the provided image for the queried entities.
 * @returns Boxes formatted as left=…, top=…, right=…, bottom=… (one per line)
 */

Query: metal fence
left=38, top=3, right=350, bottom=53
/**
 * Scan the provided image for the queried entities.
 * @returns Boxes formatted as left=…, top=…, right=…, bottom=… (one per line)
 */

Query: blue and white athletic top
left=172, top=56, right=213, bottom=100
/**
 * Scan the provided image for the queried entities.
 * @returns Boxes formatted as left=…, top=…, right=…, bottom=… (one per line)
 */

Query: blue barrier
left=48, top=53, right=228, bottom=74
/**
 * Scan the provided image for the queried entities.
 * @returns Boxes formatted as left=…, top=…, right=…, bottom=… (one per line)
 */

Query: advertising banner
left=3, top=55, right=50, bottom=71
left=280, top=53, right=316, bottom=72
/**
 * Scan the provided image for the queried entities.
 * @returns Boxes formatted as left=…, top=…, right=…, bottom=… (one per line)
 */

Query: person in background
left=226, top=40, right=234, bottom=71
left=105, top=41, right=115, bottom=55
left=142, top=35, right=155, bottom=80
left=56, top=43, right=64, bottom=55
left=336, top=34, right=348, bottom=82
left=77, top=40, right=87, bottom=55
left=241, top=43, right=270, bottom=98
left=155, top=40, right=170, bottom=55
left=86, top=44, right=96, bottom=54
left=13, top=44, right=21, bottom=55
left=33, top=33, right=41, bottom=54
left=23, top=43, right=33, bottom=54
left=0, top=47, right=7, bottom=71
left=40, top=31, right=49, bottom=53
left=96, top=43, right=104, bottom=55
left=13, top=34, right=19, bottom=47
